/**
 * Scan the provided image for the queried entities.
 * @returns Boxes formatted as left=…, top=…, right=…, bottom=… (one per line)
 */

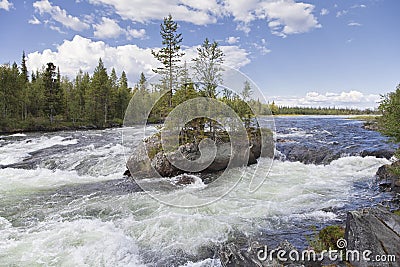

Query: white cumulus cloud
left=126, top=27, right=146, bottom=39
left=93, top=17, right=147, bottom=39
left=93, top=17, right=123, bottom=38
left=226, top=36, right=240, bottom=44
left=259, top=0, right=321, bottom=37
left=320, top=8, right=329, bottom=16
left=274, top=90, right=380, bottom=109
left=87, top=0, right=321, bottom=37
left=26, top=35, right=250, bottom=86
left=253, top=42, right=271, bottom=55
left=88, top=0, right=220, bottom=25
left=33, top=0, right=89, bottom=31
left=348, top=22, right=362, bottom=27
left=336, top=10, right=348, bottom=18
left=0, top=0, right=13, bottom=11
left=28, top=15, right=41, bottom=25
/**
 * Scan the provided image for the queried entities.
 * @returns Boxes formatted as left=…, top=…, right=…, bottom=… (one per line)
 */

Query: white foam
left=0, top=135, right=78, bottom=165
left=0, top=216, right=12, bottom=230
left=0, top=219, right=145, bottom=266
left=0, top=168, right=117, bottom=196
left=48, top=142, right=129, bottom=176
left=180, top=258, right=221, bottom=267
left=276, top=130, right=312, bottom=139
left=9, top=133, right=27, bottom=137
left=171, top=174, right=207, bottom=189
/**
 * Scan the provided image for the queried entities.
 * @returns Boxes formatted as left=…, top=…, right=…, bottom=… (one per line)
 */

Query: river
left=0, top=116, right=397, bottom=266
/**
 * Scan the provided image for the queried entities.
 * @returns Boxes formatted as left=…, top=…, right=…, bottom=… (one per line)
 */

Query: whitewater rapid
left=0, top=117, right=396, bottom=266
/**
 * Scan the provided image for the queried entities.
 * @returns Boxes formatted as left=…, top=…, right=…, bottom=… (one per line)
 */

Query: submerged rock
left=345, top=206, right=400, bottom=267
left=276, top=144, right=341, bottom=165
left=360, top=149, right=394, bottom=160
left=276, top=143, right=394, bottom=165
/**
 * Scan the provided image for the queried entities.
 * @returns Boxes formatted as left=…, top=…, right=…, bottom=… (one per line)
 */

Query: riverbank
left=1, top=114, right=380, bottom=135
left=0, top=117, right=123, bottom=135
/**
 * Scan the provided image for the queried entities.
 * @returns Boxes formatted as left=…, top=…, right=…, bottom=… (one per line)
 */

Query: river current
left=0, top=116, right=397, bottom=266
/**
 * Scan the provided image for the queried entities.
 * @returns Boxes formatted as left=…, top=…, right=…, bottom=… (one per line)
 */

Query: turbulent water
left=0, top=116, right=397, bottom=266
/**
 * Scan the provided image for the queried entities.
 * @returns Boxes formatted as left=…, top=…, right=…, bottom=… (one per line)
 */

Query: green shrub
left=147, top=145, right=162, bottom=160
left=307, top=225, right=345, bottom=252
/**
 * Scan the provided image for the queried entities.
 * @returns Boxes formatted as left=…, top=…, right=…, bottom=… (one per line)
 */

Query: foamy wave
left=0, top=219, right=145, bottom=266
left=9, top=133, right=27, bottom=137
left=0, top=135, right=78, bottom=165
left=0, top=168, right=117, bottom=195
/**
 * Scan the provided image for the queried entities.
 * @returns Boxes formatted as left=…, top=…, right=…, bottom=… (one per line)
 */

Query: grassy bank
left=0, top=117, right=122, bottom=134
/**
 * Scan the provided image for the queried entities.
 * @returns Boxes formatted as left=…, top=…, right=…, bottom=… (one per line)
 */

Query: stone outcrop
left=345, top=206, right=400, bottom=267
left=376, top=160, right=400, bottom=192
left=125, top=128, right=274, bottom=178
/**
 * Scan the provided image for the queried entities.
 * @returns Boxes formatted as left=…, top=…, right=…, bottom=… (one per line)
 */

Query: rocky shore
left=376, top=160, right=400, bottom=193
left=219, top=206, right=400, bottom=267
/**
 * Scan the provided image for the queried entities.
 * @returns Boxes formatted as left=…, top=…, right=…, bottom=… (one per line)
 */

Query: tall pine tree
left=43, top=62, right=61, bottom=123
left=87, top=58, right=110, bottom=127
left=151, top=14, right=184, bottom=107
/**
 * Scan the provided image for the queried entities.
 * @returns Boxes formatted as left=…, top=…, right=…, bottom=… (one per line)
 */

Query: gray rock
left=376, top=161, right=400, bottom=193
left=278, top=144, right=340, bottom=165
left=360, top=149, right=394, bottom=160
left=151, top=151, right=182, bottom=177
left=126, top=145, right=157, bottom=178
left=126, top=127, right=274, bottom=178
left=345, top=206, right=400, bottom=267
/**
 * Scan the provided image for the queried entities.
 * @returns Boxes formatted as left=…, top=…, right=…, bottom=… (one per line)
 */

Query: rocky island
left=125, top=125, right=274, bottom=180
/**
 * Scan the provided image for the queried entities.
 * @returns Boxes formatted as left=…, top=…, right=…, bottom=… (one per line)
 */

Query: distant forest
left=0, top=15, right=378, bottom=133
left=0, top=55, right=133, bottom=133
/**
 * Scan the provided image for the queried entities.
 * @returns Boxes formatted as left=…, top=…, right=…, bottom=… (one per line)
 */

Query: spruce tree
left=116, top=71, right=132, bottom=120
left=138, top=72, right=147, bottom=92
left=20, top=51, right=29, bottom=120
left=151, top=14, right=184, bottom=107
left=43, top=62, right=60, bottom=123
left=109, top=68, right=119, bottom=120
left=21, top=51, right=29, bottom=83
left=88, top=58, right=110, bottom=126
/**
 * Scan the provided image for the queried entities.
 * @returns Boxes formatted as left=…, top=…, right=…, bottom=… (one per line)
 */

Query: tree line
left=0, top=54, right=134, bottom=132
left=253, top=101, right=378, bottom=116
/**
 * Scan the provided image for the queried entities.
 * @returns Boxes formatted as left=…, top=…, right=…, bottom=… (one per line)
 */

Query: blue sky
left=1, top=0, right=399, bottom=108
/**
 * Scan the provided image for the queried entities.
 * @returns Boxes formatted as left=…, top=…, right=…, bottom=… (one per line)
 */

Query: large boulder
left=345, top=207, right=400, bottom=267
left=126, top=128, right=274, bottom=178
left=376, top=160, right=400, bottom=192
